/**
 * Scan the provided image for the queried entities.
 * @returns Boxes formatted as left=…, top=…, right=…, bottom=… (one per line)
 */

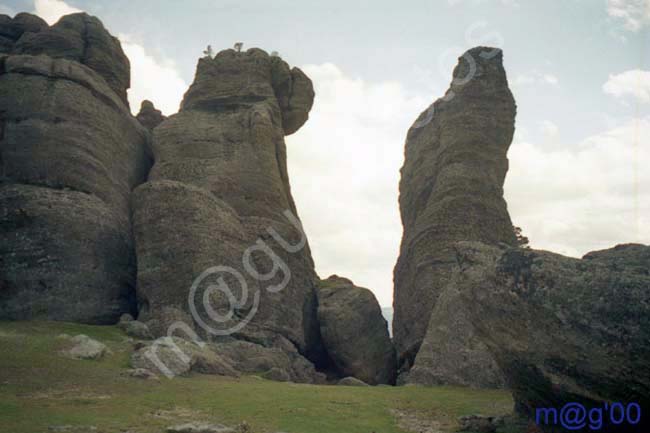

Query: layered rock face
left=132, top=49, right=323, bottom=377
left=392, top=46, right=517, bottom=380
left=454, top=242, right=650, bottom=431
left=317, top=275, right=396, bottom=385
left=0, top=13, right=150, bottom=323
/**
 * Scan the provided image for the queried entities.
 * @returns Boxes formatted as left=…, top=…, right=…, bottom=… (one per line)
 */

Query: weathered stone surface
left=11, top=13, right=131, bottom=105
left=130, top=337, right=240, bottom=378
left=0, top=48, right=149, bottom=324
left=337, top=376, right=370, bottom=387
left=62, top=334, right=108, bottom=360
left=0, top=13, right=47, bottom=52
left=406, top=282, right=505, bottom=388
left=180, top=48, right=313, bottom=135
left=213, top=338, right=324, bottom=384
left=392, top=46, right=517, bottom=373
left=167, top=423, right=234, bottom=433
left=119, top=320, right=153, bottom=340
left=133, top=48, right=322, bottom=371
left=136, top=100, right=166, bottom=130
left=0, top=184, right=136, bottom=323
left=454, top=242, right=650, bottom=431
left=317, top=275, right=396, bottom=385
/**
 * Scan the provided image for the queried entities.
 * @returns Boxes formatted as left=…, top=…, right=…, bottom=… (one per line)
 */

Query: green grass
left=0, top=321, right=514, bottom=433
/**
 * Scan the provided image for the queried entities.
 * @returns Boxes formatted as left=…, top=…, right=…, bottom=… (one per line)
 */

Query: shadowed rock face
left=454, top=242, right=650, bottom=432
left=392, top=46, right=517, bottom=374
left=1, top=12, right=131, bottom=106
left=317, top=275, right=396, bottom=385
left=133, top=48, right=323, bottom=373
left=0, top=14, right=150, bottom=323
left=136, top=100, right=166, bottom=130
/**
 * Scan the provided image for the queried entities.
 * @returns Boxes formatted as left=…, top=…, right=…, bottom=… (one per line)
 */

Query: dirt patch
left=391, top=408, right=446, bottom=433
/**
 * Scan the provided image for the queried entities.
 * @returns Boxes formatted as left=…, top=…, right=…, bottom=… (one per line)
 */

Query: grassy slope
left=0, top=321, right=514, bottom=433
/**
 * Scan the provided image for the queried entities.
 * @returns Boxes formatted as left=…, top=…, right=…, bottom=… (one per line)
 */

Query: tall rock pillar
left=392, top=47, right=517, bottom=381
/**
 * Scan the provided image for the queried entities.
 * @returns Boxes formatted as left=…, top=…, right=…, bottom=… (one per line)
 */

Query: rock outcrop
left=136, top=100, right=166, bottom=130
left=132, top=48, right=323, bottom=379
left=5, top=12, right=131, bottom=106
left=392, top=46, right=517, bottom=382
left=454, top=242, right=650, bottom=431
left=317, top=275, right=396, bottom=385
left=0, top=13, right=150, bottom=324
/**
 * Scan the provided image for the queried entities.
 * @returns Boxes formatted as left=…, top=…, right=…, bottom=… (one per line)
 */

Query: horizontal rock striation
left=0, top=13, right=150, bottom=324
left=133, top=48, right=324, bottom=380
left=393, top=46, right=516, bottom=384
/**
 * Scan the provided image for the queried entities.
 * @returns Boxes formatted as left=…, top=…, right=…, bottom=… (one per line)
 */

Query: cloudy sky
left=2, top=0, right=648, bottom=306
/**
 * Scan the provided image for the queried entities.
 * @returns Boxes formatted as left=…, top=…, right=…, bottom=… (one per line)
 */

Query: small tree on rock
left=513, top=226, right=530, bottom=249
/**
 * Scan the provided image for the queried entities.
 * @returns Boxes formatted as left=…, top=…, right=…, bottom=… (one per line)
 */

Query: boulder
left=119, top=320, right=153, bottom=340
left=392, top=46, right=517, bottom=376
left=213, top=338, right=324, bottom=384
left=62, top=335, right=108, bottom=360
left=136, top=100, right=166, bottom=130
left=454, top=242, right=650, bottom=431
left=130, top=337, right=240, bottom=378
left=317, top=275, right=396, bottom=385
left=167, top=423, right=234, bottom=433
left=337, top=376, right=369, bottom=387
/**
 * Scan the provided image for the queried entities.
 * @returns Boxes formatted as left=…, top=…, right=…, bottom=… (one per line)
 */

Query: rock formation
left=136, top=100, right=166, bottom=130
left=453, top=242, right=650, bottom=432
left=0, top=13, right=150, bottom=324
left=392, top=46, right=517, bottom=384
left=132, top=48, right=324, bottom=380
left=317, top=275, right=396, bottom=385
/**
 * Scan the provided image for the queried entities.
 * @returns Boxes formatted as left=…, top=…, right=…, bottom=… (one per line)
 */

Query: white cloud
left=287, top=63, right=428, bottom=307
left=603, top=69, right=650, bottom=103
left=607, top=0, right=650, bottom=31
left=0, top=3, right=16, bottom=16
left=30, top=0, right=186, bottom=115
left=448, top=0, right=519, bottom=6
left=33, top=0, right=81, bottom=24
left=514, top=70, right=559, bottom=87
left=118, top=34, right=187, bottom=115
left=505, top=116, right=649, bottom=257
left=540, top=120, right=559, bottom=138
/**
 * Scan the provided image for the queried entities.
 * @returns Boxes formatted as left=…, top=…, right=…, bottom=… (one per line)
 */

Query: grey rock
left=12, top=13, right=131, bottom=104
left=130, top=337, right=240, bottom=378
left=457, top=415, right=498, bottom=433
left=132, top=48, right=323, bottom=370
left=136, top=99, right=166, bottom=130
left=119, top=313, right=134, bottom=323
left=262, top=367, right=291, bottom=382
left=124, top=368, right=158, bottom=380
left=337, top=376, right=369, bottom=387
left=454, top=242, right=650, bottom=429
left=167, top=423, right=234, bottom=433
left=213, top=338, right=322, bottom=384
left=317, top=275, right=396, bottom=385
left=0, top=38, right=149, bottom=324
left=406, top=281, right=505, bottom=388
left=63, top=335, right=107, bottom=360
left=392, top=46, right=516, bottom=380
left=120, top=320, right=154, bottom=340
